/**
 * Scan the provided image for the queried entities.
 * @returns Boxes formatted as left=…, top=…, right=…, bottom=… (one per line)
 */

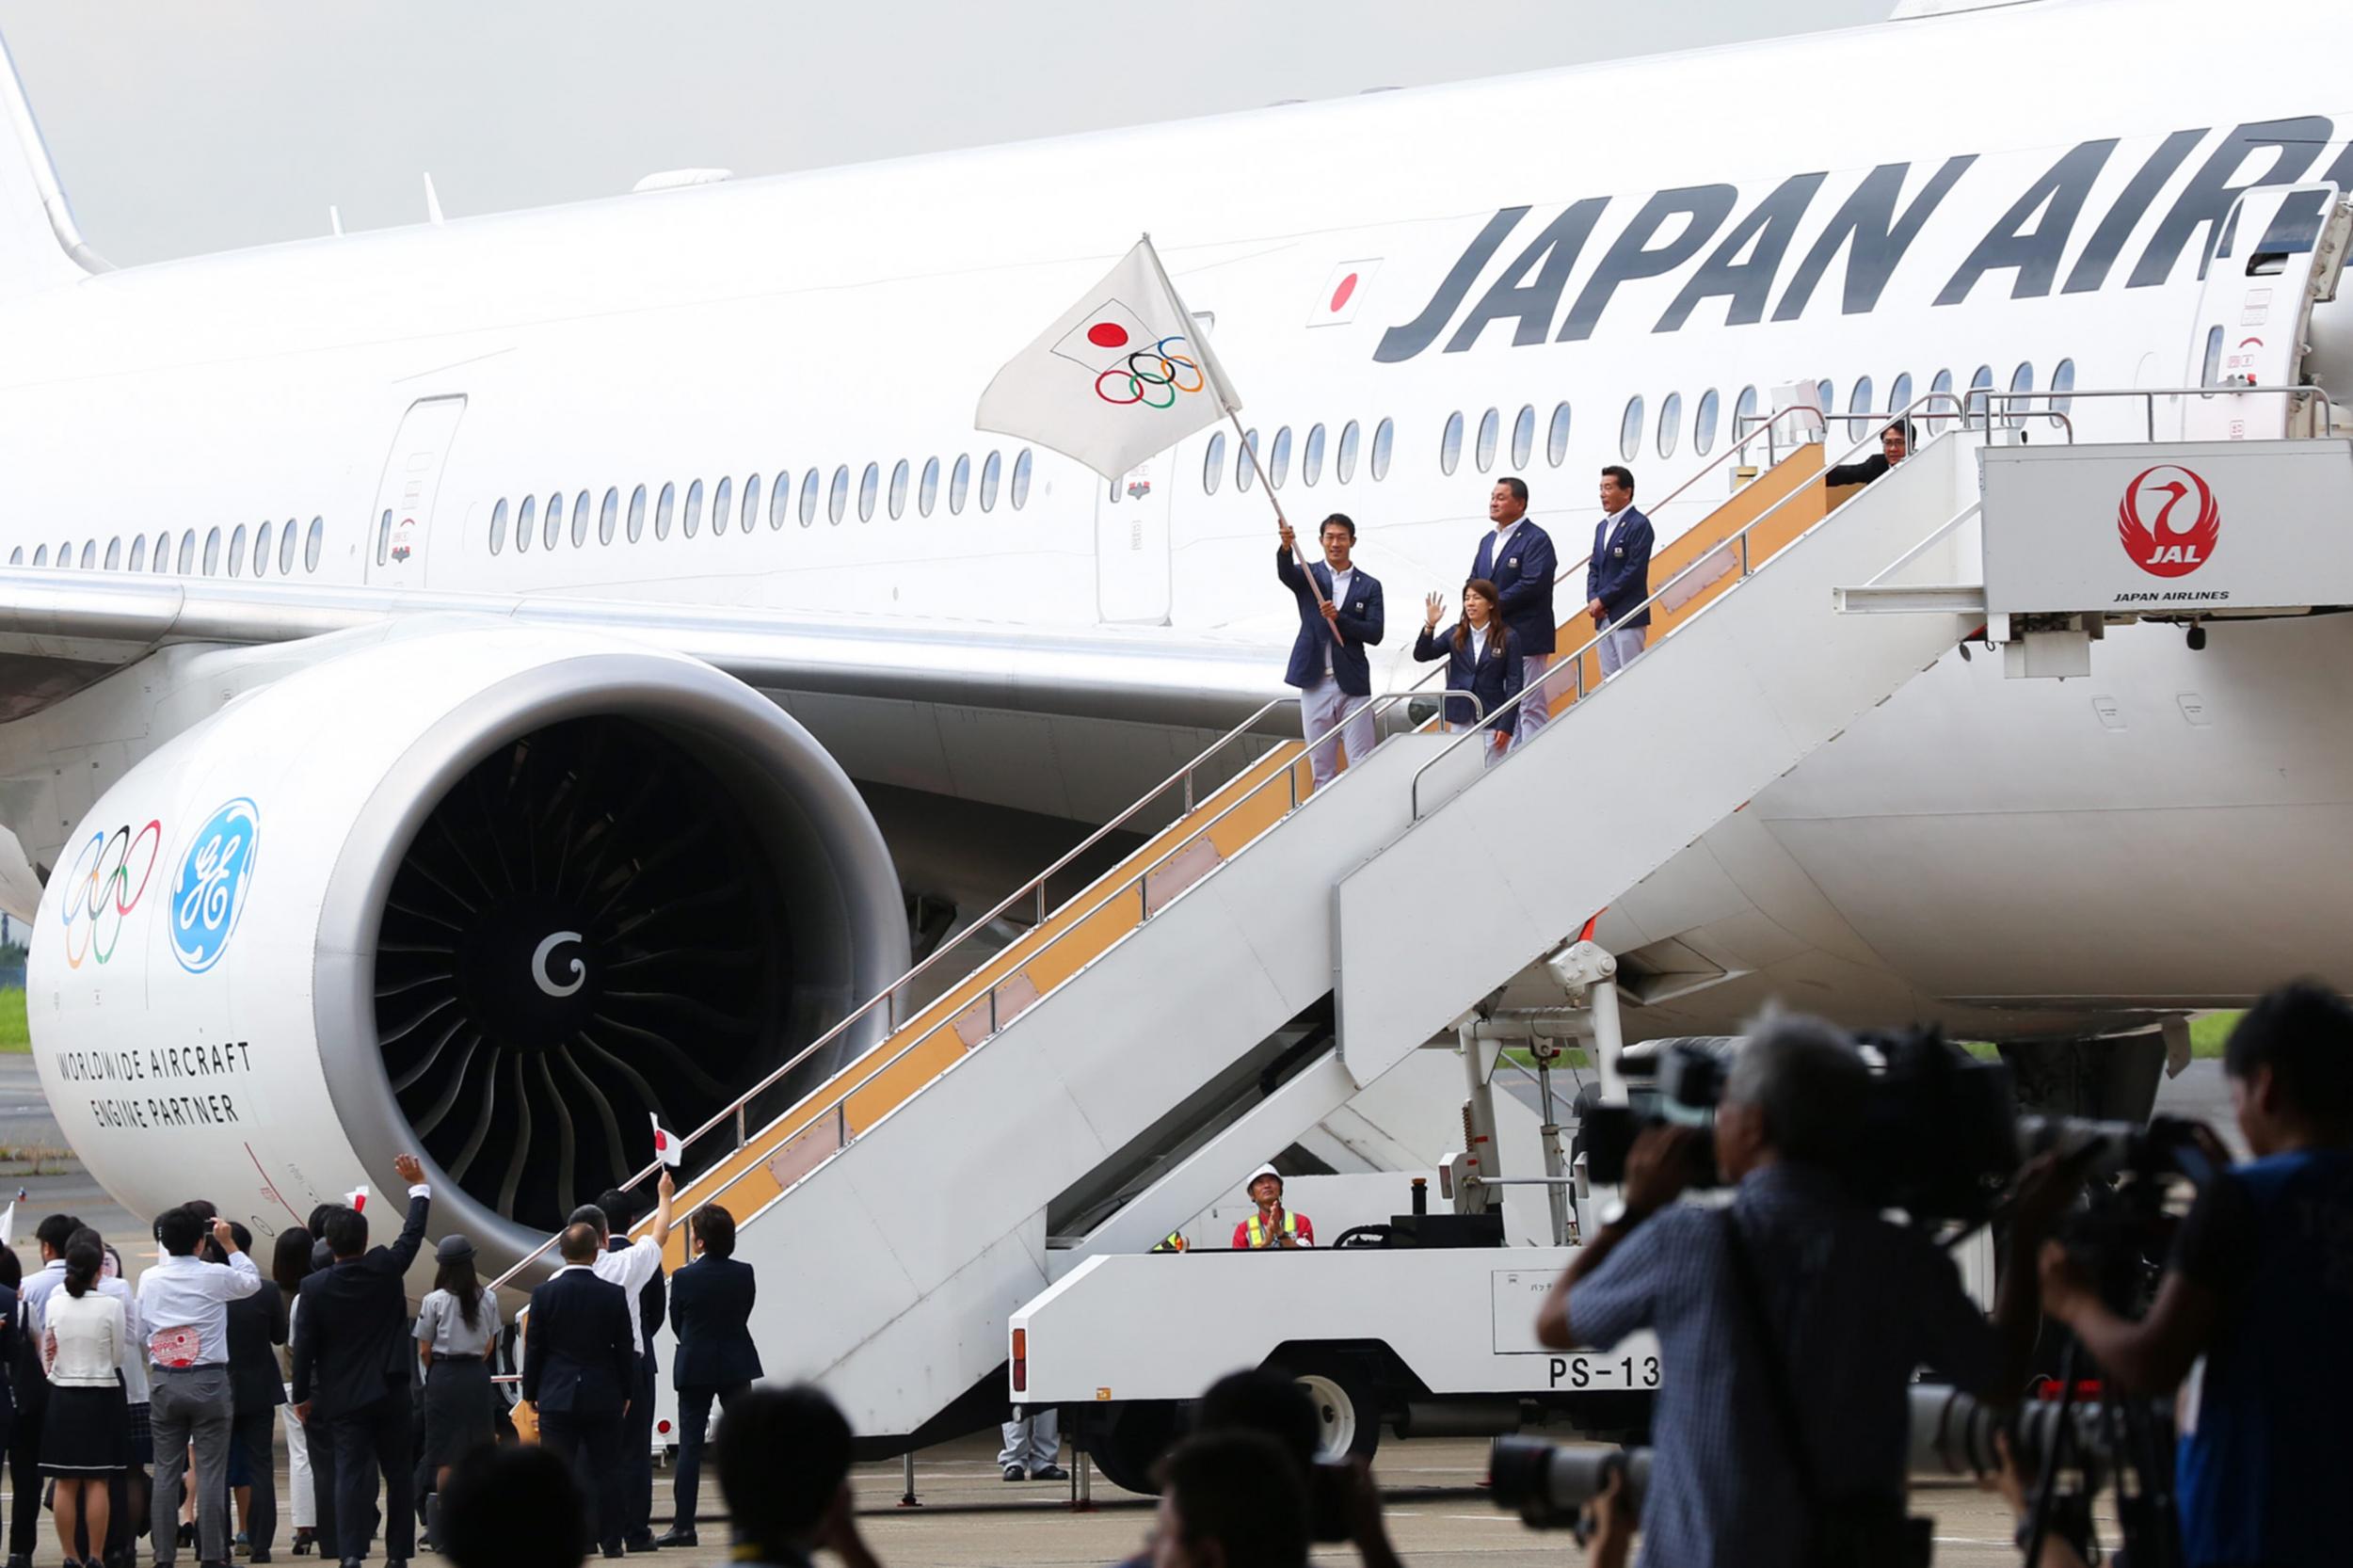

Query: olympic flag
left=975, top=234, right=1242, bottom=483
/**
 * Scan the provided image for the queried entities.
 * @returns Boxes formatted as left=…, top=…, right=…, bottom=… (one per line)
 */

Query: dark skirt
left=41, top=1383, right=130, bottom=1475
left=421, top=1358, right=494, bottom=1471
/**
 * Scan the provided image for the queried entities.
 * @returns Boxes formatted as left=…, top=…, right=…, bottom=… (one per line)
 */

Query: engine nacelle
left=28, top=617, right=908, bottom=1272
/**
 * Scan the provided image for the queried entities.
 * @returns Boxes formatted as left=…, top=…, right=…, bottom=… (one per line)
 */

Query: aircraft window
left=2007, top=361, right=2034, bottom=427
left=131, top=536, right=149, bottom=572
left=29, top=545, right=43, bottom=567
left=1335, top=420, right=1360, bottom=484
left=1966, top=364, right=1993, bottom=425
left=980, top=450, right=1002, bottom=512
left=1889, top=373, right=1913, bottom=424
left=1733, top=386, right=1758, bottom=449
left=104, top=536, right=120, bottom=571
left=1694, top=389, right=1720, bottom=457
left=1439, top=410, right=1464, bottom=476
left=1302, top=423, right=1326, bottom=487
left=742, top=474, right=761, bottom=534
left=4, top=547, right=15, bottom=566
left=1203, top=432, right=1226, bottom=494
left=572, top=489, right=592, bottom=548
left=204, top=527, right=223, bottom=576
left=280, top=519, right=298, bottom=574
left=82, top=539, right=99, bottom=570
left=858, top=462, right=879, bottom=521
left=2050, top=358, right=2076, bottom=424
left=1619, top=395, right=1644, bottom=462
left=920, top=456, right=940, bottom=516
left=1928, top=369, right=1954, bottom=433
left=889, top=459, right=910, bottom=519
left=655, top=483, right=674, bottom=540
left=1370, top=417, right=1394, bottom=481
left=1475, top=407, right=1499, bottom=472
left=829, top=465, right=849, bottom=524
left=543, top=492, right=563, bottom=550
left=486, top=504, right=505, bottom=556
left=225, top=526, right=244, bottom=577
left=1269, top=426, right=1292, bottom=488
left=517, top=495, right=537, bottom=552
left=54, top=540, right=68, bottom=568
left=627, top=485, right=647, bottom=543
left=1237, top=428, right=1257, bottom=493
left=683, top=480, right=703, bottom=538
left=376, top=510, right=392, bottom=566
left=1011, top=449, right=1032, bottom=509
left=1848, top=376, right=1874, bottom=440
left=1547, top=402, right=1572, bottom=467
left=1511, top=405, right=1535, bottom=469
left=712, top=477, right=733, bottom=536
left=1657, top=392, right=1682, bottom=459
left=1106, top=474, right=1122, bottom=506
left=599, top=487, right=619, bottom=545
left=770, top=472, right=792, bottom=529
left=1817, top=380, right=1834, bottom=425
left=253, top=520, right=271, bottom=575
left=176, top=532, right=194, bottom=574
left=305, top=517, right=324, bottom=572
left=800, top=469, right=821, bottom=526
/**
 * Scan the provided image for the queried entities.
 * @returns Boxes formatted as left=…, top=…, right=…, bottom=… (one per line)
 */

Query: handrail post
left=988, top=985, right=999, bottom=1036
left=734, top=1103, right=747, bottom=1151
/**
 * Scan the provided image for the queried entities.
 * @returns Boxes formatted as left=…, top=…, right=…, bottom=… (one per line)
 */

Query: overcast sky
left=0, top=1, right=1886, bottom=267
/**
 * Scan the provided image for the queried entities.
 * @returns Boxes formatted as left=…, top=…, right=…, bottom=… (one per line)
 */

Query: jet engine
left=26, top=618, right=909, bottom=1272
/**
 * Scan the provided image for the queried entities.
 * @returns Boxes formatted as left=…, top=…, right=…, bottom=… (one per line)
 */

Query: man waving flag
left=976, top=234, right=1243, bottom=484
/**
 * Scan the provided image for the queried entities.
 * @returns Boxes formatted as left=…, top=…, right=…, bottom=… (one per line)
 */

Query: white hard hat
left=1245, top=1164, right=1284, bottom=1195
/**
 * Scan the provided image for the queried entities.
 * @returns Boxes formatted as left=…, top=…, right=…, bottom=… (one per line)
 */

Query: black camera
left=1577, top=1028, right=2022, bottom=1223
left=1487, top=1434, right=1649, bottom=1530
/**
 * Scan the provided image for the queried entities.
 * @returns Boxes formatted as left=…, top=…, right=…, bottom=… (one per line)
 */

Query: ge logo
left=171, top=798, right=260, bottom=974
left=57, top=820, right=163, bottom=968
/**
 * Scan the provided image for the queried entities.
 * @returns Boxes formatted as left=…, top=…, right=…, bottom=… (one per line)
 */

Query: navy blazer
left=667, top=1255, right=762, bottom=1391
left=225, top=1283, right=289, bottom=1414
left=1471, top=521, right=1557, bottom=656
left=290, top=1192, right=429, bottom=1418
left=521, top=1267, right=635, bottom=1418
left=1412, top=622, right=1524, bottom=732
left=1587, top=509, right=1656, bottom=630
left=1276, top=548, right=1384, bottom=696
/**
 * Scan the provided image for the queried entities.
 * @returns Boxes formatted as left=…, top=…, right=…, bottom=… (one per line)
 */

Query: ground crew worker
left=1230, top=1167, right=1313, bottom=1250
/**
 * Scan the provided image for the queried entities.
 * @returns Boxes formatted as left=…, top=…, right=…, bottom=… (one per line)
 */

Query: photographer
left=1532, top=1012, right=2064, bottom=1568
left=2038, top=981, right=2353, bottom=1568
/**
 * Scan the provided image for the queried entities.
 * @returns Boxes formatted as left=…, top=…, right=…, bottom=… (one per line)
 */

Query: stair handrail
left=1408, top=389, right=1974, bottom=818
left=485, top=676, right=1465, bottom=1291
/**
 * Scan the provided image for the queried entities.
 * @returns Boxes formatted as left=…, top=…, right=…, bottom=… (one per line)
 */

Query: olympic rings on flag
left=58, top=818, right=163, bottom=968
left=1093, top=335, right=1208, bottom=409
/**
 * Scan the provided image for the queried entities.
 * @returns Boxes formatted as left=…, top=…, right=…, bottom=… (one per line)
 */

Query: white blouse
left=43, top=1288, right=127, bottom=1388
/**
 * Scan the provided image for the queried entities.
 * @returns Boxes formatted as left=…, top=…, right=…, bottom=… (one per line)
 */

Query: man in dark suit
left=1275, top=512, right=1385, bottom=792
left=523, top=1224, right=636, bottom=1560
left=291, top=1154, right=430, bottom=1568
left=1825, top=420, right=1912, bottom=488
left=596, top=1188, right=664, bottom=1553
left=1586, top=465, right=1655, bottom=679
left=1471, top=477, right=1558, bottom=749
left=658, top=1204, right=761, bottom=1547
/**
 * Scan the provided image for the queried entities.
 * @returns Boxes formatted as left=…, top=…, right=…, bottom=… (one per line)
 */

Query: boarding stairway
left=554, top=407, right=1993, bottom=1448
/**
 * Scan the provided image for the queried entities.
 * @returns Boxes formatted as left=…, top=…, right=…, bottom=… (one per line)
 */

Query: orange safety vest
left=1246, top=1210, right=1302, bottom=1247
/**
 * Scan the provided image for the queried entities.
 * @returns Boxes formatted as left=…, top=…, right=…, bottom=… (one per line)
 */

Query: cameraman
left=1533, top=1013, right=2064, bottom=1568
left=2039, top=980, right=2353, bottom=1568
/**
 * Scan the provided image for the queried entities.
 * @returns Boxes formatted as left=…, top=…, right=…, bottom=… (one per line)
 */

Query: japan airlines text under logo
left=171, top=798, right=260, bottom=973
left=2117, top=465, right=2220, bottom=578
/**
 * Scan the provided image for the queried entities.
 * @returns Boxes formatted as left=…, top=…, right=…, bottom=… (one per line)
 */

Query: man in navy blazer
left=1586, top=465, right=1655, bottom=677
left=1470, top=477, right=1558, bottom=748
left=521, top=1224, right=636, bottom=1560
left=659, top=1205, right=763, bottom=1547
left=1276, top=512, right=1385, bottom=792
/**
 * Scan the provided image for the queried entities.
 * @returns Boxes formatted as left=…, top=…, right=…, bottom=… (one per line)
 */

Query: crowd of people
left=1278, top=468, right=1655, bottom=789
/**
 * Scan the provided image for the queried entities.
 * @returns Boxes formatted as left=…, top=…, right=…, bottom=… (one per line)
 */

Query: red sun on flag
left=1053, top=299, right=1158, bottom=374
left=1308, top=259, right=1381, bottom=328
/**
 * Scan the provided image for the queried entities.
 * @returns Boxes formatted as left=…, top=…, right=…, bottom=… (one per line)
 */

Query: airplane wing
left=0, top=569, right=1289, bottom=729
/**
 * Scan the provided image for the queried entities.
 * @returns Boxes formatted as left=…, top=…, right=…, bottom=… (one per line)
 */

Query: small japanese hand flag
left=650, top=1114, right=682, bottom=1170
left=0, top=1187, right=23, bottom=1249
left=344, top=1184, right=369, bottom=1215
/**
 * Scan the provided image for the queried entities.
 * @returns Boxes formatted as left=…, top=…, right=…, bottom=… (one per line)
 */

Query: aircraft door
left=2181, top=184, right=2348, bottom=440
left=1096, top=450, right=1175, bottom=625
left=366, top=395, right=470, bottom=586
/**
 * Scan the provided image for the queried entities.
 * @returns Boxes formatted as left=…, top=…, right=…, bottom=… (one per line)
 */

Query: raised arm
left=383, top=1151, right=432, bottom=1272
left=648, top=1166, right=676, bottom=1249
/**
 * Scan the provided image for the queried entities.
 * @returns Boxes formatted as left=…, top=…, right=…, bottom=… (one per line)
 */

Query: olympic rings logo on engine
left=1095, top=335, right=1207, bottom=409
left=57, top=819, right=164, bottom=968
left=171, top=797, right=261, bottom=975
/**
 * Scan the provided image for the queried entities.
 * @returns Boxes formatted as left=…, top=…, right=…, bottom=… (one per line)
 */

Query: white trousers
left=1597, top=623, right=1647, bottom=677
left=1299, top=676, right=1376, bottom=791
left=1515, top=653, right=1556, bottom=747
left=999, top=1410, right=1060, bottom=1472
left=283, top=1387, right=314, bottom=1529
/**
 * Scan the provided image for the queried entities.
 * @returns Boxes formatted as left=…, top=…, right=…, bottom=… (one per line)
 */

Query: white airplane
left=10, top=0, right=2352, bottom=1263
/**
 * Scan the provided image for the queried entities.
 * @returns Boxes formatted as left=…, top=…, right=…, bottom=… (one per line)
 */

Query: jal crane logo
left=2117, top=464, right=2221, bottom=578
